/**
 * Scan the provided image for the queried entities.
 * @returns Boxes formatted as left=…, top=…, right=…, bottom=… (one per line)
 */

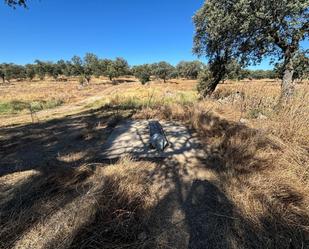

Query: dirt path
left=0, top=94, right=103, bottom=127
left=0, top=83, right=129, bottom=127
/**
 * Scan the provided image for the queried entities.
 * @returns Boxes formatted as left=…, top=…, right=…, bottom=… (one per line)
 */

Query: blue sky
left=1, top=0, right=308, bottom=69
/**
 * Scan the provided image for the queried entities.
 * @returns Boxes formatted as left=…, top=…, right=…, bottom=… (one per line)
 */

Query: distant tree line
left=1, top=54, right=306, bottom=85
left=0, top=54, right=130, bottom=85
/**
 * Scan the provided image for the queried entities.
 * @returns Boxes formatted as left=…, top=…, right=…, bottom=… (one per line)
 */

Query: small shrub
left=0, top=101, right=29, bottom=114
left=0, top=99, right=64, bottom=115
left=246, top=108, right=264, bottom=119
left=138, top=73, right=151, bottom=85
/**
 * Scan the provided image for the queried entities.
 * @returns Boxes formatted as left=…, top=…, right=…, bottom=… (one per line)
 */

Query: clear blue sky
left=1, top=0, right=308, bottom=69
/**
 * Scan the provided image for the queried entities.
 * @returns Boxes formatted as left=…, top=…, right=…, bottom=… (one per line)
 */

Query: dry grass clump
left=271, top=89, right=309, bottom=148
left=0, top=157, right=156, bottom=249
left=213, top=80, right=280, bottom=118
left=212, top=81, right=309, bottom=149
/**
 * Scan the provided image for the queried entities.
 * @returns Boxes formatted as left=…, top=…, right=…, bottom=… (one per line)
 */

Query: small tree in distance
left=103, top=58, right=129, bottom=81
left=132, top=64, right=152, bottom=84
left=34, top=60, right=47, bottom=80
left=25, top=64, right=36, bottom=81
left=151, top=61, right=175, bottom=83
left=176, top=61, right=203, bottom=79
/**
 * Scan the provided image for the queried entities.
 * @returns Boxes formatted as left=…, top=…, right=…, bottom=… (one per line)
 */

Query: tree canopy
left=1, top=54, right=299, bottom=86
left=151, top=62, right=175, bottom=83
left=176, top=61, right=204, bottom=79
left=194, top=0, right=309, bottom=99
left=132, top=64, right=152, bottom=84
left=5, top=0, right=27, bottom=7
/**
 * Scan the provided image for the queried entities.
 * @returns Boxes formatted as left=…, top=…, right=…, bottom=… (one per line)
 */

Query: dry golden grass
left=0, top=157, right=158, bottom=249
left=0, top=77, right=112, bottom=103
left=0, top=77, right=195, bottom=105
left=134, top=81, right=309, bottom=248
left=0, top=77, right=196, bottom=126
left=0, top=78, right=308, bottom=248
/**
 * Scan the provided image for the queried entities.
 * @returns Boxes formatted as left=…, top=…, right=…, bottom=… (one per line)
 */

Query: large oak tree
left=194, top=0, right=309, bottom=100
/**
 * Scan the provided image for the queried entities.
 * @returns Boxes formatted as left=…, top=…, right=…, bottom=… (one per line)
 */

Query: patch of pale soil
left=100, top=119, right=205, bottom=160
left=99, top=119, right=218, bottom=248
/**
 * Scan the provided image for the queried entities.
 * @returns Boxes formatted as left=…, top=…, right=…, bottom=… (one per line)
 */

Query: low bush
left=0, top=98, right=64, bottom=115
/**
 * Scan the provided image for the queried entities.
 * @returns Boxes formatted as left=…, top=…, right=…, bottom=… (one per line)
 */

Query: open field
left=0, top=78, right=309, bottom=248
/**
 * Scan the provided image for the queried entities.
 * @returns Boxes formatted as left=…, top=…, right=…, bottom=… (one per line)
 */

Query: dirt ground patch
left=101, top=119, right=204, bottom=160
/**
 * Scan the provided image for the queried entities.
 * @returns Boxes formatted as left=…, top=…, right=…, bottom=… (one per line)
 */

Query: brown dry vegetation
left=0, top=78, right=308, bottom=248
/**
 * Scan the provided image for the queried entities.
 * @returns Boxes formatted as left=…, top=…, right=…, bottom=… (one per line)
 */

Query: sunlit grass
left=0, top=99, right=64, bottom=115
left=86, top=88, right=197, bottom=111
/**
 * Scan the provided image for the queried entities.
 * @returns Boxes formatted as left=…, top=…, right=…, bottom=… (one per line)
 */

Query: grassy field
left=0, top=78, right=308, bottom=248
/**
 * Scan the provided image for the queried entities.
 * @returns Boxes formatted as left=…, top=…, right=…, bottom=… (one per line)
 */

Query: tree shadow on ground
left=0, top=107, right=308, bottom=249
left=143, top=111, right=309, bottom=248
left=0, top=106, right=134, bottom=248
left=0, top=106, right=133, bottom=176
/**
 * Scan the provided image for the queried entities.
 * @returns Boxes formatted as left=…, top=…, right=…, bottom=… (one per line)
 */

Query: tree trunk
left=85, top=75, right=91, bottom=85
left=280, top=54, right=295, bottom=102
left=202, top=77, right=221, bottom=97
left=201, top=60, right=227, bottom=98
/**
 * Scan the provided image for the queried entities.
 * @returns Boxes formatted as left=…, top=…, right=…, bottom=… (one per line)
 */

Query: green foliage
left=275, top=51, right=309, bottom=81
left=71, top=56, right=84, bottom=76
left=225, top=60, right=243, bottom=80
left=25, top=64, right=36, bottom=81
left=0, top=101, right=28, bottom=114
left=151, top=61, right=175, bottom=82
left=197, top=67, right=213, bottom=97
left=176, top=61, right=204, bottom=79
left=0, top=63, right=26, bottom=83
left=103, top=58, right=129, bottom=81
left=248, top=70, right=277, bottom=80
left=105, top=60, right=118, bottom=81
left=57, top=60, right=70, bottom=77
left=113, top=57, right=130, bottom=78
left=198, top=57, right=228, bottom=97
left=0, top=53, right=281, bottom=85
left=0, top=98, right=63, bottom=115
left=132, top=64, right=151, bottom=84
left=84, top=53, right=100, bottom=81
left=29, top=99, right=64, bottom=112
left=34, top=60, right=46, bottom=80
left=193, top=0, right=309, bottom=97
